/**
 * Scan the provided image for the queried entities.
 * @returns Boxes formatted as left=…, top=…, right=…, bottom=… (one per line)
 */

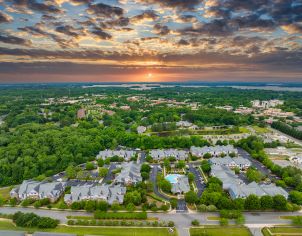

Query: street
left=1, top=207, right=301, bottom=236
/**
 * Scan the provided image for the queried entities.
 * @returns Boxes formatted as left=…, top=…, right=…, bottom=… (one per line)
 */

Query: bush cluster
left=12, top=212, right=59, bottom=228
left=94, top=211, right=147, bottom=220
left=68, top=219, right=174, bottom=227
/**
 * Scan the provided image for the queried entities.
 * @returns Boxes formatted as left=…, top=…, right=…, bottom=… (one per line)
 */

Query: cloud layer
left=0, top=0, right=301, bottom=82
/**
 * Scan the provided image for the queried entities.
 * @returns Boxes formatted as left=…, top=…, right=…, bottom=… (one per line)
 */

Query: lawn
left=239, top=127, right=250, bottom=133
left=0, top=220, right=177, bottom=236
left=262, top=227, right=302, bottom=236
left=252, top=126, right=269, bottom=133
left=0, top=187, right=12, bottom=200
left=190, top=226, right=251, bottom=236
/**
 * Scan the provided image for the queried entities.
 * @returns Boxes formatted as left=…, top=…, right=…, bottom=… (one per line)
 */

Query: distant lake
left=227, top=86, right=302, bottom=92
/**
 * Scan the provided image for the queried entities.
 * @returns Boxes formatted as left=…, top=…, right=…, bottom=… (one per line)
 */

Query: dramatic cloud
left=0, top=34, right=31, bottom=46
left=135, top=0, right=202, bottom=10
left=0, top=0, right=301, bottom=82
left=87, top=3, right=124, bottom=17
left=0, top=11, right=13, bottom=23
left=9, top=0, right=63, bottom=14
left=153, top=23, right=170, bottom=35
left=130, top=10, right=159, bottom=23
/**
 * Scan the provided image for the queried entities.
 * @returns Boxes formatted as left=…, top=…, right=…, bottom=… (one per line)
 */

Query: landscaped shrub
left=292, top=216, right=302, bottom=226
left=191, top=219, right=200, bottom=226
left=12, top=212, right=59, bottom=228
left=94, top=211, right=147, bottom=220
left=220, top=218, right=229, bottom=226
left=220, top=210, right=242, bottom=219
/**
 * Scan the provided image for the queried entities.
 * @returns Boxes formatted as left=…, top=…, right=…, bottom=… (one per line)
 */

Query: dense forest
left=0, top=85, right=301, bottom=186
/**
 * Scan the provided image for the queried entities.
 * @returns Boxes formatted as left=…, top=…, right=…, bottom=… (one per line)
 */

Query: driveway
left=101, top=163, right=117, bottom=184
left=188, top=163, right=205, bottom=197
left=237, top=148, right=274, bottom=181
left=150, top=165, right=170, bottom=201
left=176, top=199, right=188, bottom=213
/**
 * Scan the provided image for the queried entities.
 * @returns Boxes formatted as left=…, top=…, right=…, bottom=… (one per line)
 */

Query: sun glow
left=148, top=73, right=153, bottom=78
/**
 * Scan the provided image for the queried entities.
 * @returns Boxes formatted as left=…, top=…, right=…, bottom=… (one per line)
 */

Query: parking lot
left=188, top=163, right=205, bottom=197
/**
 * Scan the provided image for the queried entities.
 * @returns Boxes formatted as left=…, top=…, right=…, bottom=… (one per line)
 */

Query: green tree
left=97, top=200, right=108, bottom=212
left=176, top=160, right=186, bottom=169
left=273, top=195, right=287, bottom=210
left=170, top=199, right=177, bottom=209
left=289, top=191, right=302, bottom=205
left=188, top=172, right=195, bottom=183
left=97, top=159, right=104, bottom=167
left=111, top=202, right=120, bottom=212
left=126, top=203, right=135, bottom=212
left=124, top=191, right=142, bottom=206
left=260, top=195, right=273, bottom=209
left=185, top=191, right=198, bottom=204
left=66, top=165, right=77, bottom=179
left=201, top=160, right=211, bottom=173
left=141, top=163, right=151, bottom=173
left=99, top=167, right=109, bottom=178
left=159, top=179, right=172, bottom=193
left=86, top=162, right=95, bottom=170
left=244, top=194, right=260, bottom=210
left=203, top=153, right=212, bottom=159
left=246, top=168, right=262, bottom=183
left=85, top=200, right=96, bottom=212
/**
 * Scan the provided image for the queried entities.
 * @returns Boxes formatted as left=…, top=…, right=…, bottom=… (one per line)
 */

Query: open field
left=0, top=187, right=11, bottom=200
left=252, top=126, right=270, bottom=133
left=239, top=127, right=250, bottom=133
left=0, top=220, right=177, bottom=236
left=190, top=226, right=251, bottom=236
left=262, top=227, right=302, bottom=236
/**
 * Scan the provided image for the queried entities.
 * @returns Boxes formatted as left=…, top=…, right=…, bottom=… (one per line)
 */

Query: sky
left=0, top=0, right=301, bottom=83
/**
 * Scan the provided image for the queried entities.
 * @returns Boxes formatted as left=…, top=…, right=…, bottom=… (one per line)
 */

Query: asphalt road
left=176, top=199, right=188, bottom=213
left=188, top=163, right=205, bottom=197
left=138, top=151, right=146, bottom=164
left=150, top=165, right=170, bottom=201
left=1, top=207, right=301, bottom=236
left=237, top=148, right=276, bottom=181
left=101, top=163, right=117, bottom=184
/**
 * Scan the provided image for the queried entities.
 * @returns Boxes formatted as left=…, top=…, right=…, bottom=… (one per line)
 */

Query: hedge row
left=68, top=219, right=174, bottom=227
left=94, top=211, right=147, bottom=220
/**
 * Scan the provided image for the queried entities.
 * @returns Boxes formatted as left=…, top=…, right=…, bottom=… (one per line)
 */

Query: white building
left=97, top=149, right=136, bottom=161
left=190, top=145, right=238, bottom=158
left=149, top=149, right=189, bottom=161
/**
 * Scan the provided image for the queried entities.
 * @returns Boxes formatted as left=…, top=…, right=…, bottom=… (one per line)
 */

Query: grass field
left=0, top=187, right=11, bottom=200
left=252, top=126, right=269, bottom=133
left=0, top=220, right=177, bottom=236
left=262, top=227, right=302, bottom=236
left=239, top=127, right=250, bottom=133
left=190, top=226, right=251, bottom=236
